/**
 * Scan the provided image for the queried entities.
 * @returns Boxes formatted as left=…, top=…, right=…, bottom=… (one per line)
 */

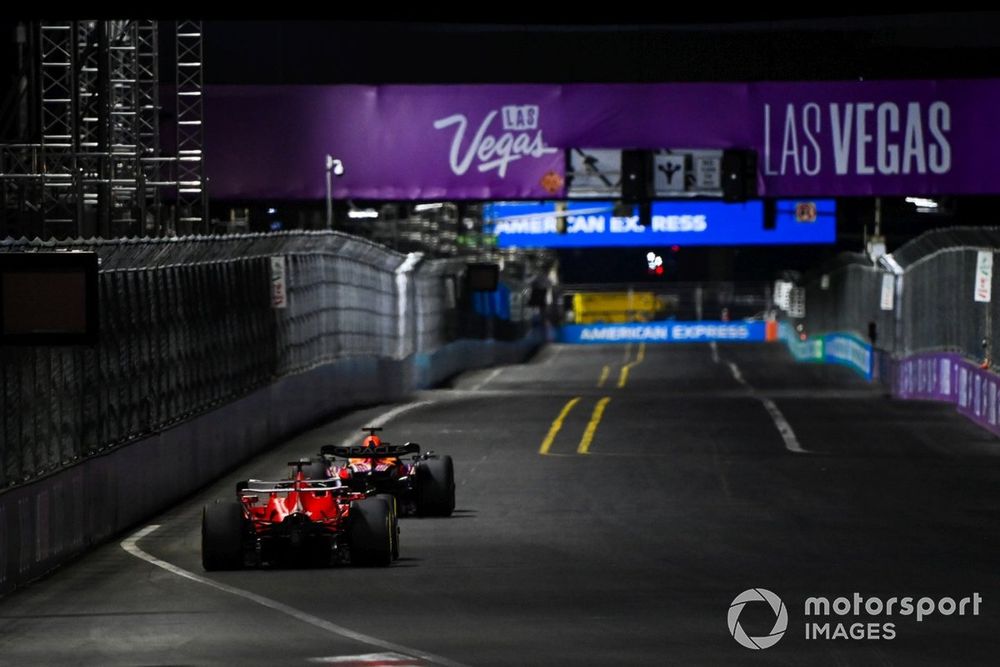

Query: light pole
left=325, top=155, right=344, bottom=230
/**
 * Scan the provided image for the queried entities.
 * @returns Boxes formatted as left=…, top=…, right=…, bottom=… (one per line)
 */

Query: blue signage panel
left=559, top=321, right=768, bottom=344
left=484, top=199, right=835, bottom=248
left=822, top=332, right=873, bottom=380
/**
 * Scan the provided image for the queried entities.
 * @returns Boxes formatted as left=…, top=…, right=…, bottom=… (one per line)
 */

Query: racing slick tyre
left=348, top=497, right=393, bottom=567
left=375, top=493, right=400, bottom=560
left=415, top=456, right=455, bottom=517
left=202, top=501, right=246, bottom=571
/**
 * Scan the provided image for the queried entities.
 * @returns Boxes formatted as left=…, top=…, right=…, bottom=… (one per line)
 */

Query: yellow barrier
left=571, top=292, right=661, bottom=324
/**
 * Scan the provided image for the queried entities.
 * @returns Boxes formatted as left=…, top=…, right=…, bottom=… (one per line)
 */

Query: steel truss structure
left=0, top=20, right=207, bottom=239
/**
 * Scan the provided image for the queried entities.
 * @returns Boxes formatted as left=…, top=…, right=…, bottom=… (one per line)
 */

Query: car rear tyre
left=349, top=497, right=393, bottom=566
left=375, top=493, right=400, bottom=560
left=202, top=502, right=246, bottom=571
left=415, top=456, right=455, bottom=517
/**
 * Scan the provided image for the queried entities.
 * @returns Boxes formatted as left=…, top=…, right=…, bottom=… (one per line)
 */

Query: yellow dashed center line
left=617, top=342, right=646, bottom=388
left=538, top=397, right=582, bottom=455
left=577, top=397, right=612, bottom=455
left=549, top=342, right=644, bottom=457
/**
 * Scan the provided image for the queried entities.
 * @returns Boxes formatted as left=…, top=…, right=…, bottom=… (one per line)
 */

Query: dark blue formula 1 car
left=309, top=427, right=455, bottom=517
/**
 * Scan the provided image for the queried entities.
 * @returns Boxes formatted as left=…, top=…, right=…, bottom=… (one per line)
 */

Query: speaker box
left=721, top=149, right=759, bottom=202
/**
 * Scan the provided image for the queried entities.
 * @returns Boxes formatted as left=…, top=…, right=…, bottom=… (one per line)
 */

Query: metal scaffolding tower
left=136, top=20, right=162, bottom=232
left=175, top=20, right=207, bottom=234
left=0, top=20, right=205, bottom=239
left=38, top=22, right=80, bottom=238
left=105, top=20, right=142, bottom=237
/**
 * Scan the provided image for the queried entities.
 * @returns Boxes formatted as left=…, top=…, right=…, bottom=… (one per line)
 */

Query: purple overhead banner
left=204, top=80, right=1000, bottom=200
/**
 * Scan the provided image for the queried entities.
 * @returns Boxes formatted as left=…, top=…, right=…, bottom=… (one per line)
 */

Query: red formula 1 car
left=201, top=459, right=399, bottom=570
left=315, top=427, right=455, bottom=518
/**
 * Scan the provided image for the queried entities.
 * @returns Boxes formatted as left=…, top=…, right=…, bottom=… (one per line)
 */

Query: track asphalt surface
left=2, top=343, right=999, bottom=665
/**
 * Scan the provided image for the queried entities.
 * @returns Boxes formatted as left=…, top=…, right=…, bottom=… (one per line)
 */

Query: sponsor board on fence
left=778, top=322, right=824, bottom=361
left=822, top=333, right=873, bottom=380
left=789, top=339, right=825, bottom=362
left=956, top=361, right=1000, bottom=430
left=269, top=256, right=287, bottom=309
left=895, top=353, right=964, bottom=402
left=794, top=339, right=824, bottom=361
left=559, top=321, right=769, bottom=344
left=975, top=250, right=993, bottom=303
left=880, top=274, right=895, bottom=310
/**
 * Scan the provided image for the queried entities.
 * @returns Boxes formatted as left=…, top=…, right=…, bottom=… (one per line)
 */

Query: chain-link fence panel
left=0, top=232, right=452, bottom=489
left=794, top=227, right=1000, bottom=364
left=903, top=249, right=990, bottom=358
left=0, top=231, right=545, bottom=488
left=799, top=261, right=893, bottom=348
left=413, top=259, right=463, bottom=353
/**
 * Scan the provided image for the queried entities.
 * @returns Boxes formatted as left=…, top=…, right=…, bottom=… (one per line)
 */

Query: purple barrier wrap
left=893, top=352, right=1000, bottom=436
left=894, top=352, right=965, bottom=401
left=955, top=361, right=1000, bottom=435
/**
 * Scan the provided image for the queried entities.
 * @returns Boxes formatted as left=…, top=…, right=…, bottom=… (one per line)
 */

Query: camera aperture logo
left=728, top=588, right=788, bottom=650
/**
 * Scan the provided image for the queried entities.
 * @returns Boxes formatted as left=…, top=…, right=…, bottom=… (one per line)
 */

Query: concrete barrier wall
left=413, top=328, right=544, bottom=389
left=0, top=334, right=541, bottom=597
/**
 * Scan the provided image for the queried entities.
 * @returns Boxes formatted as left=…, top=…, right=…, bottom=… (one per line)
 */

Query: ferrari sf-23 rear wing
left=239, top=479, right=347, bottom=493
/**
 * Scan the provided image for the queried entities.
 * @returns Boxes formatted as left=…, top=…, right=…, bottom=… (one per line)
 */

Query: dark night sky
left=5, top=13, right=1000, bottom=100
left=197, top=14, right=1000, bottom=84
left=186, top=14, right=1000, bottom=281
left=3, top=13, right=1000, bottom=281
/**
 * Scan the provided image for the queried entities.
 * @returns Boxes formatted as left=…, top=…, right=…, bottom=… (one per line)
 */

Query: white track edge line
left=121, top=398, right=469, bottom=667
left=121, top=526, right=468, bottom=667
left=725, top=359, right=808, bottom=454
